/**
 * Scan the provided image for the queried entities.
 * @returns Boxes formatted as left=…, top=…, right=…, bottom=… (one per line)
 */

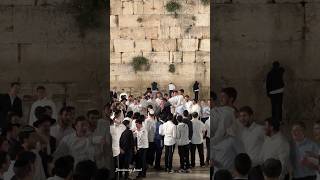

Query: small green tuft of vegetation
left=200, top=0, right=210, bottom=6
left=169, top=64, right=176, bottom=73
left=131, top=56, right=151, bottom=72
left=165, top=1, right=181, bottom=13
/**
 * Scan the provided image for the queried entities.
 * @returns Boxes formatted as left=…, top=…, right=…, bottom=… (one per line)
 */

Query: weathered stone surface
left=135, top=39, right=152, bottom=52
left=121, top=52, right=143, bottom=64
left=118, top=15, right=141, bottom=27
left=122, top=1, right=134, bottom=15
left=199, top=39, right=210, bottom=51
left=114, top=39, right=135, bottom=52
left=152, top=39, right=176, bottom=51
left=144, top=52, right=170, bottom=63
left=178, top=39, right=198, bottom=51
left=170, top=26, right=182, bottom=38
left=182, top=51, right=196, bottom=63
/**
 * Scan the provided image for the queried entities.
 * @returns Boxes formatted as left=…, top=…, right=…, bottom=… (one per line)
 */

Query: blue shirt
left=291, top=138, right=319, bottom=178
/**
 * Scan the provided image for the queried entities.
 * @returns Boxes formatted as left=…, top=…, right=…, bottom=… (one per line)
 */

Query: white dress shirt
left=240, top=122, right=265, bottom=166
left=29, top=97, right=57, bottom=126
left=190, top=104, right=201, bottom=115
left=53, top=133, right=96, bottom=165
left=211, top=135, right=245, bottom=170
left=168, top=83, right=175, bottom=91
left=47, top=176, right=65, bottom=180
left=159, top=121, right=176, bottom=146
left=110, top=123, right=126, bottom=157
left=201, top=105, right=210, bottom=119
left=134, top=128, right=149, bottom=149
left=50, top=123, right=74, bottom=145
left=3, top=161, right=15, bottom=180
left=144, top=118, right=156, bottom=143
left=185, top=101, right=193, bottom=113
left=211, top=106, right=235, bottom=145
left=176, top=122, right=189, bottom=146
left=128, top=104, right=141, bottom=113
left=191, top=118, right=205, bottom=144
left=260, top=132, right=290, bottom=179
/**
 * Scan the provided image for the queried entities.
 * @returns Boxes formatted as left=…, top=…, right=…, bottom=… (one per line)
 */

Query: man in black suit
left=266, top=61, right=285, bottom=123
left=0, top=82, right=22, bottom=132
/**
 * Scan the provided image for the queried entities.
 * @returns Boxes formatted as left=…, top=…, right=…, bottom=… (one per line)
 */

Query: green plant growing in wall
left=131, top=56, right=151, bottom=72
left=137, top=17, right=143, bottom=23
left=200, top=0, right=210, bottom=6
left=192, top=15, right=196, bottom=21
left=70, top=0, right=107, bottom=37
left=169, top=64, right=176, bottom=73
left=165, top=1, right=181, bottom=18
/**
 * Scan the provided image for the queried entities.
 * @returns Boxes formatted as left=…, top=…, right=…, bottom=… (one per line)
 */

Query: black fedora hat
left=33, top=115, right=56, bottom=128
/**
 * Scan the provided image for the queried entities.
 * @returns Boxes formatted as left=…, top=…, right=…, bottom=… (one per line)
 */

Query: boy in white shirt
left=134, top=118, right=149, bottom=178
left=190, top=112, right=205, bottom=168
left=159, top=114, right=176, bottom=173
left=176, top=115, right=190, bottom=173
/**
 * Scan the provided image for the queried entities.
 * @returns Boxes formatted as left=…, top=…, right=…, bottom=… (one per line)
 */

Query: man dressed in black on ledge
left=266, top=61, right=285, bottom=123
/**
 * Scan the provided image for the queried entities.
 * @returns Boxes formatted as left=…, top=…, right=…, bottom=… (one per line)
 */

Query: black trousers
left=190, top=143, right=205, bottom=167
left=112, top=156, right=119, bottom=180
left=119, top=152, right=132, bottom=179
left=165, top=145, right=175, bottom=170
left=194, top=91, right=199, bottom=101
left=154, top=141, right=163, bottom=168
left=147, top=142, right=155, bottom=166
left=178, top=144, right=190, bottom=170
left=136, top=148, right=147, bottom=176
left=270, top=93, right=283, bottom=122
left=201, top=117, right=209, bottom=124
left=292, top=176, right=317, bottom=180
left=169, top=90, right=173, bottom=98
left=205, top=137, right=210, bottom=163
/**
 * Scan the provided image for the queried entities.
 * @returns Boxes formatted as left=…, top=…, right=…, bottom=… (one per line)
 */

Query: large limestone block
left=145, top=27, right=159, bottom=39
left=133, top=0, right=144, bottom=14
left=114, top=39, right=135, bottom=52
left=144, top=52, right=170, bottom=63
left=196, top=51, right=210, bottom=63
left=142, top=15, right=161, bottom=27
left=199, top=39, right=210, bottom=51
left=306, top=4, right=320, bottom=40
left=170, top=51, right=183, bottom=63
left=110, top=15, right=118, bottom=27
left=158, top=26, right=170, bottom=39
left=122, top=1, right=134, bottom=15
left=118, top=15, right=141, bottom=27
left=182, top=26, right=210, bottom=39
left=160, top=15, right=180, bottom=27
left=135, top=40, right=152, bottom=52
left=152, top=39, right=176, bottom=51
left=182, top=51, right=196, bottom=63
left=178, top=39, right=198, bottom=51
left=170, top=26, right=182, bottom=38
left=119, top=28, right=146, bottom=39
left=111, top=52, right=122, bottom=64
left=195, top=14, right=210, bottom=26
left=144, top=0, right=164, bottom=14
left=110, top=0, right=122, bottom=15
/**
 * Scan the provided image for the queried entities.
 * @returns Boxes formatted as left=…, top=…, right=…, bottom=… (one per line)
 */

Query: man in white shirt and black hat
left=159, top=113, right=176, bottom=173
left=29, top=86, right=57, bottom=126
left=134, top=117, right=149, bottom=178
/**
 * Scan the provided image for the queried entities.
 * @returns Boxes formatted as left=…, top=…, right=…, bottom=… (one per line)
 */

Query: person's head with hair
left=167, top=113, right=174, bottom=122
left=6, top=112, right=21, bottom=125
left=10, top=82, right=21, bottom=96
left=94, top=168, right=110, bottom=180
left=239, top=106, right=254, bottom=128
left=220, top=87, right=237, bottom=106
left=133, top=112, right=140, bottom=120
left=214, top=169, right=233, bottom=180
left=234, top=153, right=251, bottom=177
left=0, top=136, right=9, bottom=152
left=192, top=112, right=199, bottom=119
left=59, top=107, right=72, bottom=127
left=18, top=126, right=38, bottom=150
left=264, top=117, right=280, bottom=137
left=262, top=158, right=282, bottom=180
left=66, top=106, right=76, bottom=123
left=5, top=122, right=20, bottom=140
left=126, top=111, right=133, bottom=118
left=36, top=86, right=46, bottom=100
left=272, top=61, right=280, bottom=69
left=33, top=115, right=55, bottom=137
left=179, top=89, right=184, bottom=95
left=13, top=151, right=37, bottom=180
left=183, top=110, right=189, bottom=118
left=53, top=155, right=74, bottom=179
left=0, top=151, right=10, bottom=174
left=135, top=118, right=143, bottom=130
left=192, top=99, right=198, bottom=105
left=184, top=95, right=190, bottom=102
left=176, top=115, right=183, bottom=123
left=291, top=121, right=307, bottom=143
left=313, top=120, right=320, bottom=141
left=86, top=109, right=101, bottom=131
left=74, top=116, right=89, bottom=137
left=74, top=160, right=97, bottom=180
left=123, top=119, right=130, bottom=128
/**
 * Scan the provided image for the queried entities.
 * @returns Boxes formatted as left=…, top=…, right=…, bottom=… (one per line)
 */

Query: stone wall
left=213, top=0, right=320, bottom=123
left=0, top=0, right=108, bottom=123
left=110, top=0, right=210, bottom=98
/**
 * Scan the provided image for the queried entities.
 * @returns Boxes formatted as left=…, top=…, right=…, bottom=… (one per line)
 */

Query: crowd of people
left=0, top=81, right=211, bottom=180
left=210, top=87, right=320, bottom=180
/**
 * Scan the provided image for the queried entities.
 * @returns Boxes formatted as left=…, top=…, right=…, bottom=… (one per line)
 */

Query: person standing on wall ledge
left=0, top=82, right=22, bottom=133
left=193, top=81, right=200, bottom=101
left=266, top=61, right=285, bottom=123
left=168, top=82, right=176, bottom=98
left=151, top=82, right=158, bottom=98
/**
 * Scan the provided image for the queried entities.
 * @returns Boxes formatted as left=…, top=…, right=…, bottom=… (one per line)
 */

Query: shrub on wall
left=169, top=64, right=176, bottom=73
left=131, top=56, right=151, bottom=72
left=165, top=0, right=181, bottom=17
left=70, top=0, right=107, bottom=37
